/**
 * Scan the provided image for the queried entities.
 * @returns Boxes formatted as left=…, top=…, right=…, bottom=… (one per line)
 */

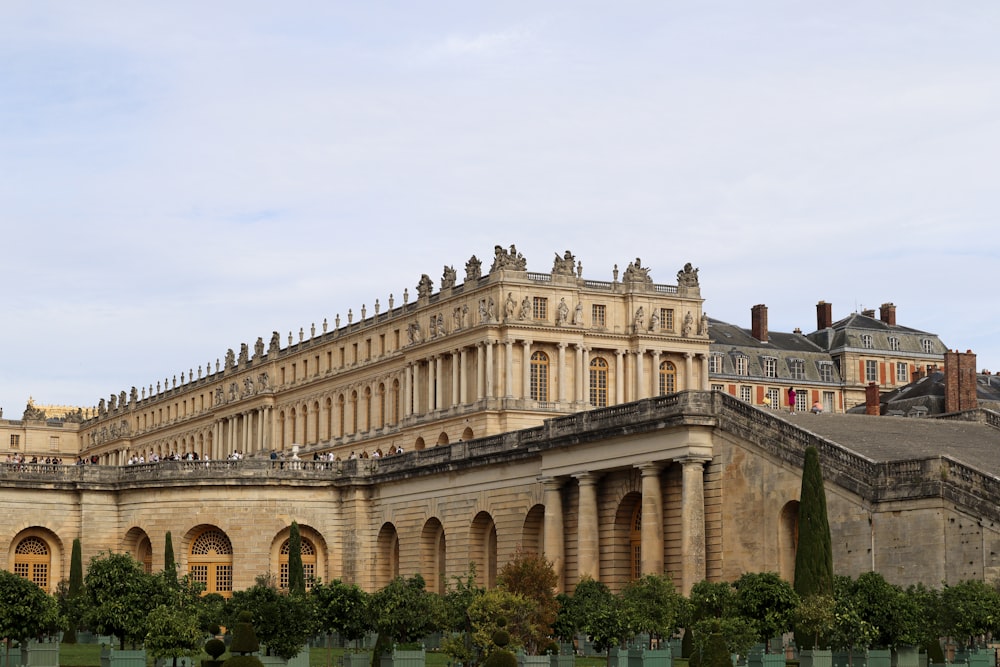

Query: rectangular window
left=709, top=354, right=723, bottom=374
left=865, top=360, right=879, bottom=383
left=735, top=356, right=748, bottom=375
left=533, top=297, right=548, bottom=320
left=352, top=343, right=358, bottom=364
left=823, top=391, right=835, bottom=412
left=789, top=359, right=805, bottom=381
left=10, top=435, right=19, bottom=448
left=740, top=386, right=752, bottom=403
left=796, top=392, right=808, bottom=412
left=763, top=357, right=777, bottom=378
left=49, top=436, right=59, bottom=451
left=818, top=363, right=833, bottom=383
left=922, top=339, right=933, bottom=354
left=888, top=337, right=900, bottom=351
left=379, top=334, right=386, bottom=355
left=661, top=308, right=674, bottom=331
left=766, top=388, right=781, bottom=410
left=861, top=334, right=873, bottom=349
left=896, top=362, right=909, bottom=384
left=215, top=565, right=233, bottom=593
left=711, top=384, right=725, bottom=392
left=190, top=565, right=208, bottom=588
left=592, top=304, right=606, bottom=327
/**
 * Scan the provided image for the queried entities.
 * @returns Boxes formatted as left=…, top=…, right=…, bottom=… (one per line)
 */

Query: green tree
left=164, top=531, right=177, bottom=587
left=686, top=579, right=755, bottom=667
left=62, top=538, right=86, bottom=643
left=440, top=564, right=484, bottom=665
left=794, top=595, right=836, bottom=651
left=830, top=575, right=877, bottom=662
left=0, top=569, right=61, bottom=645
left=794, top=446, right=834, bottom=649
left=468, top=588, right=539, bottom=657
left=227, top=575, right=318, bottom=660
left=939, top=580, right=1000, bottom=649
left=369, top=574, right=445, bottom=646
left=497, top=549, right=559, bottom=654
left=84, top=551, right=159, bottom=649
left=621, top=574, right=683, bottom=649
left=733, top=572, right=799, bottom=652
left=288, top=522, right=306, bottom=596
left=312, top=578, right=372, bottom=661
left=144, top=605, right=203, bottom=667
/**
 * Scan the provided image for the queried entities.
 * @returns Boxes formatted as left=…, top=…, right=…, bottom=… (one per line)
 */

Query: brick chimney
left=861, top=308, right=875, bottom=318
left=816, top=301, right=833, bottom=330
left=879, top=302, right=897, bottom=326
left=865, top=382, right=881, bottom=415
left=944, top=349, right=978, bottom=412
left=751, top=304, right=768, bottom=343
left=912, top=366, right=924, bottom=382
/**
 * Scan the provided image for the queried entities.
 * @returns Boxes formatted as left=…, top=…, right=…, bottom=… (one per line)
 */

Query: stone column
left=460, top=348, right=469, bottom=405
left=575, top=344, right=585, bottom=404
left=638, top=463, right=664, bottom=576
left=243, top=412, right=251, bottom=453
left=541, top=477, right=565, bottom=592
left=557, top=342, right=568, bottom=404
left=679, top=456, right=710, bottom=595
left=504, top=339, right=514, bottom=398
left=635, top=349, right=646, bottom=400
left=451, top=351, right=460, bottom=409
left=485, top=340, right=494, bottom=399
left=651, top=350, right=661, bottom=396
left=575, top=472, right=601, bottom=581
left=701, top=353, right=710, bottom=390
left=404, top=364, right=413, bottom=417
left=435, top=356, right=444, bottom=409
left=476, top=344, right=485, bottom=400
left=615, top=349, right=624, bottom=404
left=213, top=421, right=221, bottom=460
left=427, top=356, right=436, bottom=412
left=685, top=352, right=694, bottom=391
left=522, top=340, right=532, bottom=400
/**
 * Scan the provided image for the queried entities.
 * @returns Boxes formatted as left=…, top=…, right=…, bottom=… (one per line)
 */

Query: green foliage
left=733, top=572, right=798, bottom=650
left=311, top=579, right=372, bottom=646
left=63, top=538, right=86, bottom=644
left=440, top=564, right=485, bottom=665
left=939, top=579, right=1000, bottom=648
left=621, top=574, right=683, bottom=648
left=205, top=638, right=227, bottom=660
left=164, top=532, right=177, bottom=587
left=197, top=593, right=228, bottom=635
left=0, top=569, right=61, bottom=641
left=469, top=588, right=539, bottom=656
left=497, top=549, right=559, bottom=654
left=229, top=611, right=260, bottom=655
left=84, top=551, right=160, bottom=649
left=687, top=580, right=737, bottom=622
left=482, top=648, right=518, bottom=667
left=369, top=574, right=445, bottom=645
left=288, top=522, right=306, bottom=596
left=228, top=579, right=318, bottom=660
left=689, top=617, right=756, bottom=667
left=793, top=595, right=836, bottom=650
left=69, top=539, right=84, bottom=596
left=794, top=447, right=834, bottom=649
left=144, top=604, right=203, bottom=664
left=829, top=576, right=877, bottom=653
left=223, top=655, right=265, bottom=667
left=557, top=577, right=618, bottom=652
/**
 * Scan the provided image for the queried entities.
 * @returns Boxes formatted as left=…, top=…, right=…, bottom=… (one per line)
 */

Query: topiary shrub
left=223, top=612, right=262, bottom=667
left=483, top=650, right=518, bottom=667
left=222, top=656, right=263, bottom=667
left=205, top=639, right=226, bottom=660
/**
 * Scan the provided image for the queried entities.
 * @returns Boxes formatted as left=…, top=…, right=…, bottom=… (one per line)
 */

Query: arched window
left=189, top=529, right=234, bottom=597
left=337, top=395, right=345, bottom=438
left=390, top=380, right=400, bottom=425
left=351, top=391, right=359, bottom=435
left=659, top=361, right=677, bottom=395
left=589, top=357, right=609, bottom=407
left=378, top=383, right=386, bottom=429
left=364, top=387, right=372, bottom=433
left=137, top=535, right=153, bottom=574
left=530, top=351, right=549, bottom=402
left=630, top=504, right=642, bottom=580
left=279, top=536, right=317, bottom=591
left=14, top=536, right=51, bottom=591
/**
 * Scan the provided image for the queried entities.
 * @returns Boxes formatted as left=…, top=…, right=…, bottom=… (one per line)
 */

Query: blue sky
left=2, top=2, right=999, bottom=415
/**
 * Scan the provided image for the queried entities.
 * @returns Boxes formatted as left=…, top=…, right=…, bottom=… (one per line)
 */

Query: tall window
left=378, top=384, right=386, bottom=429
left=766, top=388, right=781, bottom=410
left=888, top=336, right=900, bottom=351
left=337, top=395, right=345, bottom=437
left=818, top=362, right=833, bottom=383
left=896, top=362, right=909, bottom=384
left=630, top=504, right=642, bottom=580
left=796, top=391, right=808, bottom=412
left=530, top=351, right=549, bottom=401
left=921, top=339, right=933, bottom=354
left=763, top=357, right=777, bottom=378
left=789, top=359, right=804, bottom=381
left=10, top=434, right=20, bottom=448
left=14, top=536, right=50, bottom=591
left=865, top=360, right=879, bottom=383
left=861, top=334, right=873, bottom=349
left=589, top=357, right=609, bottom=407
left=709, top=354, right=723, bottom=373
left=279, top=536, right=317, bottom=591
left=660, top=308, right=674, bottom=331
left=735, top=356, right=748, bottom=375
left=189, top=529, right=234, bottom=597
left=592, top=304, right=606, bottom=327
left=659, top=361, right=677, bottom=395
left=533, top=297, right=548, bottom=320
left=740, top=386, right=752, bottom=403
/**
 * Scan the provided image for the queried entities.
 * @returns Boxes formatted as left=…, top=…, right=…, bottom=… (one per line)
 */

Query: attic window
left=921, top=339, right=933, bottom=354
left=888, top=336, right=900, bottom=352
left=861, top=334, right=873, bottom=349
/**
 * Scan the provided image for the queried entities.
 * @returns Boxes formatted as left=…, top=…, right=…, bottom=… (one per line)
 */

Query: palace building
left=3, top=247, right=998, bottom=600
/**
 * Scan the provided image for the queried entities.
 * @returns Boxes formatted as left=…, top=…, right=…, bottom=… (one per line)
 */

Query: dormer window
left=735, top=355, right=748, bottom=375
left=921, top=339, right=933, bottom=354
left=763, top=357, right=777, bottom=378
left=888, top=336, right=899, bottom=351
left=861, top=334, right=873, bottom=349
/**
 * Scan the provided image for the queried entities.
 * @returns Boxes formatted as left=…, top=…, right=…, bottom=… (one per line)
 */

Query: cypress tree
left=288, top=521, right=305, bottom=595
left=164, top=531, right=177, bottom=585
left=69, top=538, right=83, bottom=595
left=793, top=446, right=834, bottom=649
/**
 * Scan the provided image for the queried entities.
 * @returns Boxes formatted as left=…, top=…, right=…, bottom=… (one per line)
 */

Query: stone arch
left=375, top=522, right=400, bottom=589
left=462, top=426, right=474, bottom=441
left=271, top=524, right=327, bottom=591
left=437, top=432, right=449, bottom=446
left=611, top=491, right=642, bottom=591
left=312, top=400, right=321, bottom=444
left=324, top=396, right=333, bottom=441
left=123, top=526, right=153, bottom=573
left=277, top=410, right=286, bottom=449
left=185, top=524, right=234, bottom=597
left=779, top=500, right=800, bottom=582
left=415, top=436, right=426, bottom=450
left=420, top=518, right=447, bottom=593
left=9, top=527, right=64, bottom=593
left=470, top=511, right=498, bottom=588
left=522, top=504, right=545, bottom=555
left=289, top=407, right=299, bottom=446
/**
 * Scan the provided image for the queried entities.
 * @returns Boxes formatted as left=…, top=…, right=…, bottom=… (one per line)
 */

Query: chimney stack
left=865, top=382, right=881, bottom=415
left=944, top=349, right=978, bottom=413
left=862, top=308, right=875, bottom=318
left=816, top=301, right=833, bottom=330
left=879, top=302, right=897, bottom=326
left=751, top=304, right=768, bottom=343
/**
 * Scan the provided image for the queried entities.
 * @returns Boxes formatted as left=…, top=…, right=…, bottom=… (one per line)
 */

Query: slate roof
left=806, top=312, right=947, bottom=356
left=708, top=318, right=842, bottom=384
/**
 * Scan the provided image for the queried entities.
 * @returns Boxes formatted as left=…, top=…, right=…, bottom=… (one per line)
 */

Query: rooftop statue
left=417, top=274, right=434, bottom=299
left=677, top=262, right=700, bottom=287
left=490, top=243, right=527, bottom=273
left=622, top=257, right=653, bottom=284
left=441, top=265, right=457, bottom=290
left=22, top=398, right=47, bottom=421
left=552, top=250, right=578, bottom=276
left=465, top=255, right=482, bottom=282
